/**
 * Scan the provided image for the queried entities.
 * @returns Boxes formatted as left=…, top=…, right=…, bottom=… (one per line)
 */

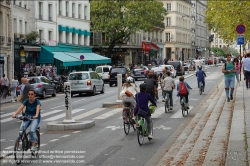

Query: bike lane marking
left=43, top=109, right=84, bottom=121
left=93, top=108, right=121, bottom=120
left=170, top=106, right=194, bottom=118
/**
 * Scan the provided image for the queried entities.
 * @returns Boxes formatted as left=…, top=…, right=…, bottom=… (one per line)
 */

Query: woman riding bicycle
left=12, top=89, right=41, bottom=151
left=177, top=76, right=192, bottom=109
left=120, top=76, right=138, bottom=122
left=134, top=83, right=157, bottom=139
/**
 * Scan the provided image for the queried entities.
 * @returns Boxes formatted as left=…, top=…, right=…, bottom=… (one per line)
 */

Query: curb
left=47, top=120, right=95, bottom=131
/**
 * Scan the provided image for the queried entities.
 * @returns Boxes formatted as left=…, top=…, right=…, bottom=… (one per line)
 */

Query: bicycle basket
left=148, top=103, right=156, bottom=114
left=137, top=109, right=147, bottom=118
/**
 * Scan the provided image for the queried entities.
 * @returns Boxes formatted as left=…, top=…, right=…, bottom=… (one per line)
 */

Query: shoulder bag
left=136, top=93, right=147, bottom=118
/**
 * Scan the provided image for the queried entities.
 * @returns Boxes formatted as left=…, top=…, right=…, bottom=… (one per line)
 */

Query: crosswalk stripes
left=43, top=109, right=84, bottom=121
left=170, top=106, right=194, bottom=118
left=73, top=108, right=106, bottom=120
left=151, top=107, right=165, bottom=118
left=93, top=108, right=121, bottom=119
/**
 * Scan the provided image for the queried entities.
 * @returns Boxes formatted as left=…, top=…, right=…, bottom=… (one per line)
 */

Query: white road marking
left=43, top=109, right=84, bottom=121
left=4, top=146, right=14, bottom=149
left=151, top=107, right=165, bottom=118
left=106, top=126, right=122, bottom=130
left=170, top=106, right=194, bottom=118
left=40, top=144, right=47, bottom=147
left=0, top=139, right=6, bottom=141
left=153, top=125, right=172, bottom=130
left=73, top=98, right=86, bottom=103
left=50, top=105, right=64, bottom=109
left=73, top=108, right=106, bottom=120
left=189, top=98, right=199, bottom=100
left=59, top=135, right=70, bottom=138
left=49, top=139, right=59, bottom=142
left=72, top=131, right=81, bottom=133
left=93, top=108, right=121, bottom=120
left=105, top=91, right=113, bottom=93
left=40, top=133, right=43, bottom=135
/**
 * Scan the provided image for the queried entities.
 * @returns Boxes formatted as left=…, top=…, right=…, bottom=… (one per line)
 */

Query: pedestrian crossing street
left=0, top=106, right=194, bottom=123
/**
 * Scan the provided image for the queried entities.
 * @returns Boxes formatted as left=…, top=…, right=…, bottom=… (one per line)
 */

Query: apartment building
left=0, top=0, right=12, bottom=79
left=162, top=0, right=193, bottom=61
left=193, top=0, right=209, bottom=58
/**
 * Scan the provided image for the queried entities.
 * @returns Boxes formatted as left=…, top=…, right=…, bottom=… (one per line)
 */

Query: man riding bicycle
left=134, top=83, right=157, bottom=139
left=12, top=89, right=41, bottom=151
left=162, top=71, right=175, bottom=110
left=144, top=73, right=157, bottom=101
left=196, top=66, right=206, bottom=92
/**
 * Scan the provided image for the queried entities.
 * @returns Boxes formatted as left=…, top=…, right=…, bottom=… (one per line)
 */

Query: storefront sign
left=20, top=49, right=25, bottom=56
left=142, top=42, right=151, bottom=51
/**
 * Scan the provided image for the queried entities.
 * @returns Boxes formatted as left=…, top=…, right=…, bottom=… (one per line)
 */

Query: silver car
left=69, top=71, right=104, bottom=97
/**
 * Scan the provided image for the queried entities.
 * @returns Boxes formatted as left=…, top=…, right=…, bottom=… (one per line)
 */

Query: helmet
left=199, top=66, right=202, bottom=70
left=126, top=76, right=134, bottom=83
left=139, top=83, right=147, bottom=91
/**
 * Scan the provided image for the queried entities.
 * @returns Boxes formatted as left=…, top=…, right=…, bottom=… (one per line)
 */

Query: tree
left=205, top=1, right=250, bottom=45
left=90, top=0, right=167, bottom=56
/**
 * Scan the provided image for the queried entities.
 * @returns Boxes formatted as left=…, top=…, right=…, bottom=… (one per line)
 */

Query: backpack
left=179, top=82, right=188, bottom=95
left=224, top=62, right=234, bottom=70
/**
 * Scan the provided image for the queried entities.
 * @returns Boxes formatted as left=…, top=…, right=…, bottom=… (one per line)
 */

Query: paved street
left=0, top=65, right=223, bottom=166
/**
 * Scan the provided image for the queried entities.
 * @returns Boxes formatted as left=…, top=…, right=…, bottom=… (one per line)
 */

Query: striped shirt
left=162, top=77, right=175, bottom=91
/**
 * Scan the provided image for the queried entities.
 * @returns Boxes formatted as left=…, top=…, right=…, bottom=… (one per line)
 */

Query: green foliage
left=205, top=1, right=250, bottom=45
left=90, top=0, right=167, bottom=53
left=211, top=47, right=239, bottom=57
left=26, top=31, right=39, bottom=40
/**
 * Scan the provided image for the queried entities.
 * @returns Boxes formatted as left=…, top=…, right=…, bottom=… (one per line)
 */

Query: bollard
left=117, top=74, right=122, bottom=100
left=63, top=82, right=75, bottom=123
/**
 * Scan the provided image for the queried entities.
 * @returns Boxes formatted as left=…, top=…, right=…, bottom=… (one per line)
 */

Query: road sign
left=237, top=34, right=244, bottom=45
left=236, top=24, right=246, bottom=34
left=80, top=55, right=84, bottom=60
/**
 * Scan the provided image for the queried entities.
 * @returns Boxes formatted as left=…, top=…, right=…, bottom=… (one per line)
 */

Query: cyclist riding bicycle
left=144, top=73, right=157, bottom=101
left=177, top=76, right=192, bottom=109
left=120, top=76, right=138, bottom=122
left=134, top=83, right=157, bottom=139
left=196, top=66, right=206, bottom=92
left=12, top=89, right=41, bottom=151
left=162, top=71, right=176, bottom=110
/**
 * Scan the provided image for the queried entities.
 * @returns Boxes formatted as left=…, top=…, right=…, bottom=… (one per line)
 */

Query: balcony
left=59, top=10, right=62, bottom=15
left=0, top=36, right=5, bottom=44
left=49, top=16, right=52, bottom=21
left=72, top=13, right=75, bottom=18
left=39, top=15, right=43, bottom=20
left=66, top=12, right=68, bottom=17
left=6, top=37, right=11, bottom=45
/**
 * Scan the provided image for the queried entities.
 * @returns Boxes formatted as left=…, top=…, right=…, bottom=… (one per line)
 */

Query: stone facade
left=0, top=0, right=13, bottom=80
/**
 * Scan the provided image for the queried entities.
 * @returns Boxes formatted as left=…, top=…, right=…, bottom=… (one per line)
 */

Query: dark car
left=109, top=66, right=130, bottom=87
left=167, top=61, right=185, bottom=75
left=16, top=76, right=56, bottom=99
left=131, top=68, right=147, bottom=81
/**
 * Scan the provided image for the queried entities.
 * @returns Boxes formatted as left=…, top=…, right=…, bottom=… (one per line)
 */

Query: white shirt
left=243, top=57, right=250, bottom=72
left=163, top=77, right=175, bottom=91
left=120, top=83, right=138, bottom=97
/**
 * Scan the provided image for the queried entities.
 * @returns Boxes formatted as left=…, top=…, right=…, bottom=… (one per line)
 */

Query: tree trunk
left=106, top=40, right=116, bottom=58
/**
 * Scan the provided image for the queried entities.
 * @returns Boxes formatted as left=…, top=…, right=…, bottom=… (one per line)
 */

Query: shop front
left=14, top=43, right=41, bottom=80
left=38, top=44, right=111, bottom=75
left=141, top=42, right=160, bottom=65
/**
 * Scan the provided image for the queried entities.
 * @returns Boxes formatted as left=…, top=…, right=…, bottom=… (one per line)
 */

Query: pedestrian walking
left=53, top=65, right=57, bottom=76
left=233, top=58, right=240, bottom=84
left=0, top=74, right=9, bottom=99
left=243, top=53, right=250, bottom=89
left=12, top=76, right=19, bottom=101
left=222, top=54, right=236, bottom=102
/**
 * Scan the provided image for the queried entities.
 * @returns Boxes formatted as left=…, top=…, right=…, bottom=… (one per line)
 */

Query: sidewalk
left=0, top=95, right=16, bottom=105
left=155, top=78, right=249, bottom=166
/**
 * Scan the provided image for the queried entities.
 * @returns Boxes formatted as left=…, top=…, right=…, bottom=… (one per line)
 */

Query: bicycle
left=123, top=103, right=136, bottom=135
left=164, top=92, right=170, bottom=113
left=199, top=82, right=204, bottom=95
left=180, top=96, right=189, bottom=117
left=136, top=115, right=153, bottom=146
left=13, top=115, right=40, bottom=165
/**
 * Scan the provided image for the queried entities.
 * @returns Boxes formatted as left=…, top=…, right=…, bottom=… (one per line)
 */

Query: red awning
left=142, top=42, right=160, bottom=51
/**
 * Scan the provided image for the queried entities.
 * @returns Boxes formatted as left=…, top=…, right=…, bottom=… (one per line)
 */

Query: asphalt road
left=0, top=65, right=224, bottom=166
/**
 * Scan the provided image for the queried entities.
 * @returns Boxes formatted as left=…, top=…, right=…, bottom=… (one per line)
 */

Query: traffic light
left=209, top=34, right=214, bottom=42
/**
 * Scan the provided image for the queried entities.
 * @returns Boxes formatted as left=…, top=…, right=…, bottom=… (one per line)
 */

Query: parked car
left=183, top=63, right=190, bottom=71
left=151, top=67, right=163, bottom=80
left=167, top=61, right=185, bottom=75
left=207, top=58, right=217, bottom=65
left=108, top=66, right=130, bottom=87
left=95, top=65, right=112, bottom=83
left=68, top=71, right=104, bottom=97
left=16, top=76, right=56, bottom=99
left=131, top=68, right=147, bottom=80
left=159, top=65, right=177, bottom=78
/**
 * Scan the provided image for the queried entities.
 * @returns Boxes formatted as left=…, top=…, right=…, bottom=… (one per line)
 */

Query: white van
left=95, top=65, right=112, bottom=83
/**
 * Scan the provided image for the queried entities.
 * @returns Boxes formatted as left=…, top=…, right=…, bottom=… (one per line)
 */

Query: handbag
left=136, top=93, right=147, bottom=118
left=125, top=90, right=133, bottom=97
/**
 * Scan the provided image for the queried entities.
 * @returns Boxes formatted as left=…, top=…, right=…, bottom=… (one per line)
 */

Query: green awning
left=69, top=52, right=111, bottom=64
left=52, top=52, right=82, bottom=66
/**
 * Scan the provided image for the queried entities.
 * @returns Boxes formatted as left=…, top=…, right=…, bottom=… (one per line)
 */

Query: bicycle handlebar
left=16, top=115, right=33, bottom=121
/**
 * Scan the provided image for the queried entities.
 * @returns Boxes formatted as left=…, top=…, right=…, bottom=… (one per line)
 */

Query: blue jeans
left=224, top=76, right=235, bottom=88
left=13, top=86, right=17, bottom=97
left=197, top=80, right=205, bottom=89
left=163, top=90, right=173, bottom=106
left=235, top=71, right=239, bottom=83
left=19, top=117, right=40, bottom=143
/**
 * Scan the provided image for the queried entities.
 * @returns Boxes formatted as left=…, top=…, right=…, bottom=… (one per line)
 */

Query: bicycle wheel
left=181, top=105, right=185, bottom=117
left=137, top=127, right=144, bottom=146
left=33, top=130, right=40, bottom=157
left=128, top=110, right=136, bottom=131
left=14, top=137, right=25, bottom=165
left=124, top=121, right=130, bottom=135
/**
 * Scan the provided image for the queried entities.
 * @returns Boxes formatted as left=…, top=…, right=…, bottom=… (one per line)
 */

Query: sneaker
left=202, top=89, right=204, bottom=92
left=30, top=146, right=37, bottom=151
left=227, top=97, right=230, bottom=102
left=170, top=106, right=173, bottom=110
left=230, top=94, right=233, bottom=100
left=148, top=134, right=153, bottom=140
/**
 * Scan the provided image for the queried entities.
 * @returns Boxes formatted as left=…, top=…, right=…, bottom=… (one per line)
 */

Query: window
left=72, top=33, right=75, bottom=44
left=84, top=36, right=88, bottom=45
left=78, top=4, right=81, bottom=18
left=166, top=33, right=170, bottom=42
left=95, top=67, right=102, bottom=73
left=48, top=31, right=52, bottom=40
left=59, top=0, right=61, bottom=14
left=72, top=3, right=75, bottom=17
left=19, top=1, right=21, bottom=7
left=66, top=1, right=69, bottom=16
left=59, top=31, right=62, bottom=42
left=166, top=17, right=171, bottom=26
left=166, top=3, right=171, bottom=11
left=93, top=32, right=101, bottom=45
left=84, top=5, right=87, bottom=19
left=90, top=72, right=97, bottom=79
left=66, top=32, right=69, bottom=43
left=40, top=77, right=50, bottom=83
left=25, top=22, right=27, bottom=34
left=19, top=20, right=22, bottom=34
left=13, top=18, right=17, bottom=33
left=78, top=34, right=81, bottom=45
left=39, top=30, right=43, bottom=39
left=103, top=67, right=110, bottom=72
left=48, top=4, right=52, bottom=21
left=39, top=2, right=43, bottom=19
left=69, top=73, right=89, bottom=80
